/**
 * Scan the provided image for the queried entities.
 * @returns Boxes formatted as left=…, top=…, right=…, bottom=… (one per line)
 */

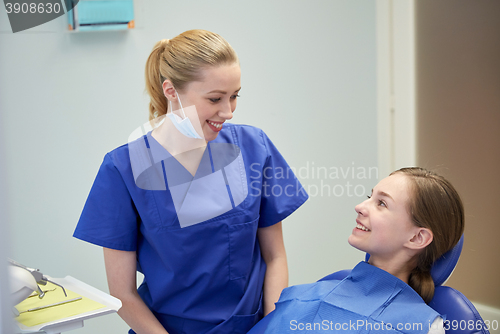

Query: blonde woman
left=73, top=30, right=308, bottom=334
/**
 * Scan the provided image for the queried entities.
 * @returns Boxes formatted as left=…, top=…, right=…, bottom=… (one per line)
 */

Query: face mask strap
left=169, top=92, right=187, bottom=119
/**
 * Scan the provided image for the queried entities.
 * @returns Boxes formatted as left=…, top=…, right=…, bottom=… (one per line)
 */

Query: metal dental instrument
left=18, top=297, right=82, bottom=315
left=27, top=287, right=58, bottom=298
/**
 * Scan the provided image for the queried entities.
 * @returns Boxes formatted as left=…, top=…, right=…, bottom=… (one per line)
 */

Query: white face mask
left=166, top=93, right=203, bottom=139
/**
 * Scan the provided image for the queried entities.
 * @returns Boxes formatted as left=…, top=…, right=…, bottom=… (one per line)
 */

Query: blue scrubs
left=248, top=262, right=440, bottom=334
left=73, top=124, right=308, bottom=334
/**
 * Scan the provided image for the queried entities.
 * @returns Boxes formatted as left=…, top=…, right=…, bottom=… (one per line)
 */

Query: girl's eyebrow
left=372, top=189, right=394, bottom=201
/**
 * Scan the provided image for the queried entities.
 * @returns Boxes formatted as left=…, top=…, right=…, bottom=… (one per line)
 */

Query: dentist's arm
left=258, top=221, right=288, bottom=316
left=103, top=248, right=169, bottom=334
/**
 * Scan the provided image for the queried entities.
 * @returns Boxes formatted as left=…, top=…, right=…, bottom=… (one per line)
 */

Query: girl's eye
left=367, top=195, right=386, bottom=208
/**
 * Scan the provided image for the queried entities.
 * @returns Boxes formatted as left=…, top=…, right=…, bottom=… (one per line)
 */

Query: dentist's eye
left=230, top=94, right=240, bottom=100
left=209, top=98, right=221, bottom=103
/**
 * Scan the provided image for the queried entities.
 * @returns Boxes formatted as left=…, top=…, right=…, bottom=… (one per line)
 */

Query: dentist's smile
left=207, top=120, right=224, bottom=132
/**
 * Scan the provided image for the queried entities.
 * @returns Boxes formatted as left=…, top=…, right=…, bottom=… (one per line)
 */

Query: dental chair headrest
left=430, top=234, right=464, bottom=286
left=365, top=234, right=464, bottom=287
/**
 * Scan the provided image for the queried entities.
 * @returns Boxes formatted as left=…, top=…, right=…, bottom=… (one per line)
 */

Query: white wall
left=0, top=111, right=15, bottom=334
left=0, top=1, right=377, bottom=332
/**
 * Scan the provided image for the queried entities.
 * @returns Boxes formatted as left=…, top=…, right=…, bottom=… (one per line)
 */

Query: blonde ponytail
left=144, top=30, right=239, bottom=121
left=145, top=39, right=170, bottom=120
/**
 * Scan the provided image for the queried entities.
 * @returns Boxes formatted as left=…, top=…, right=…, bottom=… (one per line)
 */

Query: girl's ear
left=406, top=228, right=433, bottom=250
left=162, top=80, right=177, bottom=101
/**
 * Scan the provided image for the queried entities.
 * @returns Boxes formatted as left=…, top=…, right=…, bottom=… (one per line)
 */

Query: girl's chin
left=347, top=235, right=366, bottom=252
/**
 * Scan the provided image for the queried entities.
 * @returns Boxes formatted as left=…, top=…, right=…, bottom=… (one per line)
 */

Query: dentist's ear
left=162, top=80, right=177, bottom=101
left=406, top=228, right=433, bottom=250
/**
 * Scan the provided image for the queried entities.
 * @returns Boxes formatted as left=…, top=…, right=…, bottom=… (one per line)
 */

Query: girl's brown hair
left=391, top=167, right=464, bottom=303
left=144, top=29, right=239, bottom=120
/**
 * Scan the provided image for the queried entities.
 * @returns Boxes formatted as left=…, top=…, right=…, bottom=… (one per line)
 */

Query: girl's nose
left=354, top=200, right=368, bottom=216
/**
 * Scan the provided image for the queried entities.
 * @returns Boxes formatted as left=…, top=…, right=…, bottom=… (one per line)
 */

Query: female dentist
left=73, top=29, right=308, bottom=334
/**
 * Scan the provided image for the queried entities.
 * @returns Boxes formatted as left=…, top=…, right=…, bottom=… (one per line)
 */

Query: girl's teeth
left=356, top=223, right=369, bottom=231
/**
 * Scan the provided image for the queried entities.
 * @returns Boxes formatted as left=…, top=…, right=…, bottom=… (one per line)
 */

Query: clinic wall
left=0, top=111, right=16, bottom=334
left=415, top=0, right=500, bottom=309
left=0, top=1, right=377, bottom=332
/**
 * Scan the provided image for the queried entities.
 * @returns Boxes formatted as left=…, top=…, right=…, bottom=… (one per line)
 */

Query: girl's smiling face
left=348, top=173, right=421, bottom=261
left=168, top=63, right=241, bottom=142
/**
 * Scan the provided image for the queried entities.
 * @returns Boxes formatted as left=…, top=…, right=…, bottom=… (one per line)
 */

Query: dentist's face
left=176, top=63, right=241, bottom=142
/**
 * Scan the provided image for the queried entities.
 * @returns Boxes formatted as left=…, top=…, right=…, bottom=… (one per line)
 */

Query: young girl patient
left=248, top=167, right=464, bottom=334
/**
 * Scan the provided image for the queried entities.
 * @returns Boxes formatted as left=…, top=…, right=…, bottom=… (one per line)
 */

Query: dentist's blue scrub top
left=73, top=124, right=308, bottom=334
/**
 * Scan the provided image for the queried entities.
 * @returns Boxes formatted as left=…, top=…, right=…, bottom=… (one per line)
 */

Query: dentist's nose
left=219, top=101, right=234, bottom=120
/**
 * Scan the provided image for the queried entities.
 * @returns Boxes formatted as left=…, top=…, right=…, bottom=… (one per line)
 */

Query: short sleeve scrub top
left=73, top=124, right=309, bottom=334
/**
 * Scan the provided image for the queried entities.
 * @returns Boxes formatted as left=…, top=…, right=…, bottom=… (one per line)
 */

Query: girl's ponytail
left=391, top=167, right=464, bottom=303
left=409, top=265, right=434, bottom=303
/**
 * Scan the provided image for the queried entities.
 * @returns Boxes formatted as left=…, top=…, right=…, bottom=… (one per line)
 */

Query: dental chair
left=249, top=235, right=490, bottom=334
left=320, top=235, right=490, bottom=334
left=427, top=235, right=490, bottom=334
